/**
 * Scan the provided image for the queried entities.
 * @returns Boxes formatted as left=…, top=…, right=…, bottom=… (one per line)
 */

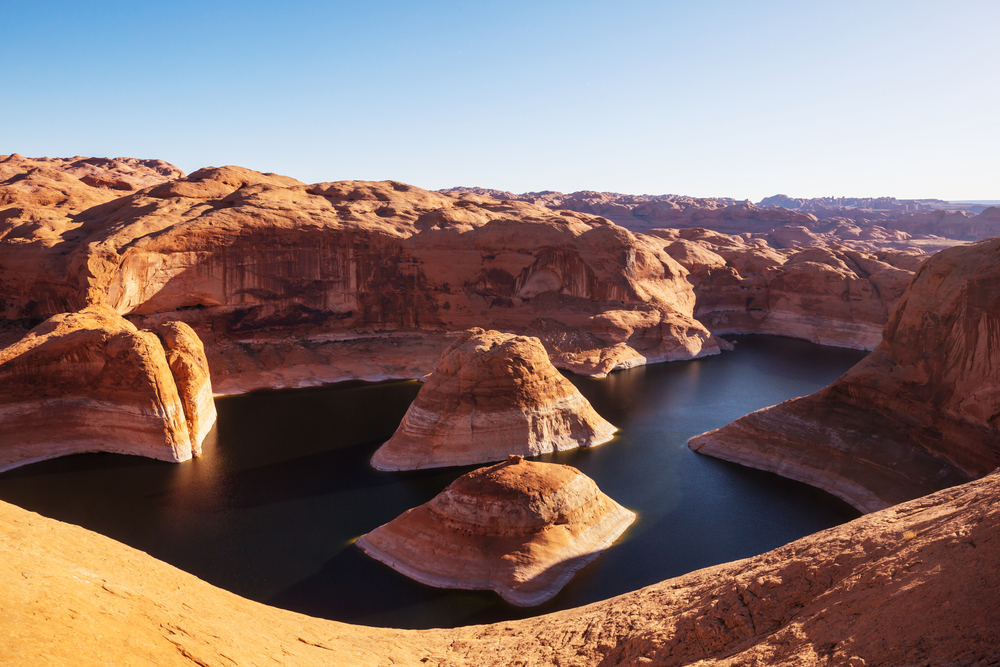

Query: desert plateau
left=0, top=149, right=997, bottom=666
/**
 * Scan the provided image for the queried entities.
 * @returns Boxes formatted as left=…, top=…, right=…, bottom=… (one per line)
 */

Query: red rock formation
left=42, top=167, right=715, bottom=386
left=650, top=227, right=918, bottom=349
left=371, top=329, right=616, bottom=470
left=2, top=467, right=997, bottom=665
left=357, top=456, right=635, bottom=605
left=690, top=237, right=1000, bottom=512
left=0, top=305, right=215, bottom=471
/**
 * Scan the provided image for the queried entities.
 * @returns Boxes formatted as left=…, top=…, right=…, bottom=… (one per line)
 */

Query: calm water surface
left=0, top=336, right=866, bottom=628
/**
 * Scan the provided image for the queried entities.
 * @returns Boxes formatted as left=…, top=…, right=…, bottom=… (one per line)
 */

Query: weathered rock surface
left=651, top=227, right=919, bottom=349
left=690, top=237, right=1000, bottom=512
left=371, top=329, right=616, bottom=470
left=357, top=456, right=635, bottom=605
left=0, top=305, right=215, bottom=471
left=0, top=154, right=184, bottom=325
left=3, top=467, right=997, bottom=665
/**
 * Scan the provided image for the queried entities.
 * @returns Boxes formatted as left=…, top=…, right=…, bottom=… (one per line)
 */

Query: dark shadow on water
left=0, top=335, right=866, bottom=629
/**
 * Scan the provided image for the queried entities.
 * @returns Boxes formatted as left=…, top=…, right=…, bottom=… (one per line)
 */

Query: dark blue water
left=0, top=336, right=866, bottom=628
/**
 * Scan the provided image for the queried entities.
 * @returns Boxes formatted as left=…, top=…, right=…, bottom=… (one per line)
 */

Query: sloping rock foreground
left=0, top=305, right=215, bottom=471
left=358, top=456, right=634, bottom=605
left=371, top=329, right=616, bottom=470
left=3, top=470, right=997, bottom=665
left=690, top=237, right=1000, bottom=512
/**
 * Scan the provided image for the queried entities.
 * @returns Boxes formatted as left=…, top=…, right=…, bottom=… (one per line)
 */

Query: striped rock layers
left=357, top=456, right=635, bottom=606
left=689, top=238, right=1000, bottom=512
left=0, top=305, right=216, bottom=471
left=370, top=329, right=616, bottom=470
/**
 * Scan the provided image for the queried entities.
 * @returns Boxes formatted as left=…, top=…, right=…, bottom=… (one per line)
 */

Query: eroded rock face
left=357, top=456, right=635, bottom=606
left=689, top=237, right=1000, bottom=512
left=2, top=468, right=997, bottom=665
left=653, top=227, right=920, bottom=349
left=0, top=305, right=215, bottom=471
left=371, top=329, right=616, bottom=470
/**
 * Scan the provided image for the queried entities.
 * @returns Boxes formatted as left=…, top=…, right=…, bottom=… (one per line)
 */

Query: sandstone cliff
left=2, top=467, right=996, bottom=665
left=690, top=237, right=1000, bottom=512
left=42, top=167, right=716, bottom=387
left=652, top=227, right=919, bottom=349
left=371, top=329, right=616, bottom=470
left=358, top=456, right=635, bottom=606
left=0, top=305, right=215, bottom=471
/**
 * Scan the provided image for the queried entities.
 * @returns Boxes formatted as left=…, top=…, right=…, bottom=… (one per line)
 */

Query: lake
left=0, top=335, right=866, bottom=629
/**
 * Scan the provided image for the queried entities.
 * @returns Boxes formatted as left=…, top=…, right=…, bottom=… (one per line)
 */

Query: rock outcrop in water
left=689, top=237, right=1000, bottom=512
left=0, top=305, right=215, bottom=471
left=357, top=456, right=635, bottom=605
left=370, top=329, right=616, bottom=470
left=3, top=467, right=997, bottom=665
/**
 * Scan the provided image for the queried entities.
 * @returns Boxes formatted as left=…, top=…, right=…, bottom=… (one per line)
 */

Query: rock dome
left=356, top=456, right=635, bottom=606
left=370, top=329, right=617, bottom=470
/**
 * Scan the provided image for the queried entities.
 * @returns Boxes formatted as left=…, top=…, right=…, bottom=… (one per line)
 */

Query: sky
left=2, top=0, right=998, bottom=201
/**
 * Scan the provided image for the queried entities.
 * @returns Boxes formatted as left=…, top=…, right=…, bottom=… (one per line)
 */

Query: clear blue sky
left=3, top=1, right=998, bottom=200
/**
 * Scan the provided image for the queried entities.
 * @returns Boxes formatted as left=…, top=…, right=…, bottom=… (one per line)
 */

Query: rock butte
left=3, top=471, right=997, bottom=665
left=690, top=237, right=1000, bottom=513
left=371, top=329, right=616, bottom=471
left=0, top=305, right=216, bottom=471
left=359, top=456, right=636, bottom=606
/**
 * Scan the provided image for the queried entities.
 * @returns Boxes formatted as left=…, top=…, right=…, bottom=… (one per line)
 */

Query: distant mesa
left=356, top=456, right=636, bottom=606
left=370, top=328, right=617, bottom=471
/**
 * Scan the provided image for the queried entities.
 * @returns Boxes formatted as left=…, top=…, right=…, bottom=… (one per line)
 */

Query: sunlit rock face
left=0, top=162, right=720, bottom=390
left=370, top=329, right=617, bottom=471
left=357, top=456, right=635, bottom=606
left=0, top=305, right=216, bottom=471
left=0, top=154, right=184, bottom=327
left=651, top=227, right=921, bottom=350
left=690, top=237, right=1000, bottom=513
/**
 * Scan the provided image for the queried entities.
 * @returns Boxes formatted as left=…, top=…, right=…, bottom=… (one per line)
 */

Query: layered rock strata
left=690, top=237, right=1000, bottom=512
left=653, top=227, right=921, bottom=349
left=3, top=469, right=997, bottom=665
left=0, top=305, right=215, bottom=471
left=370, top=329, right=616, bottom=470
left=357, top=456, right=635, bottom=606
left=0, top=162, right=721, bottom=386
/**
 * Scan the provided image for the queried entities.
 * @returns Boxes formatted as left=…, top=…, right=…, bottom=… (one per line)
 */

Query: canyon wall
left=690, top=237, right=1000, bottom=512
left=651, top=227, right=920, bottom=349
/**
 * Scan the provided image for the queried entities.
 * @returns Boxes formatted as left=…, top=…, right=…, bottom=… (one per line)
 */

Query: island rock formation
left=0, top=305, right=216, bottom=471
left=370, top=329, right=616, bottom=470
left=690, top=237, right=1000, bottom=512
left=3, top=468, right=997, bottom=665
left=357, top=456, right=635, bottom=606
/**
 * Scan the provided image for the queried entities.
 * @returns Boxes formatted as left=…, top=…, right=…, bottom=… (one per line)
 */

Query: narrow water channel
left=0, top=336, right=866, bottom=629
